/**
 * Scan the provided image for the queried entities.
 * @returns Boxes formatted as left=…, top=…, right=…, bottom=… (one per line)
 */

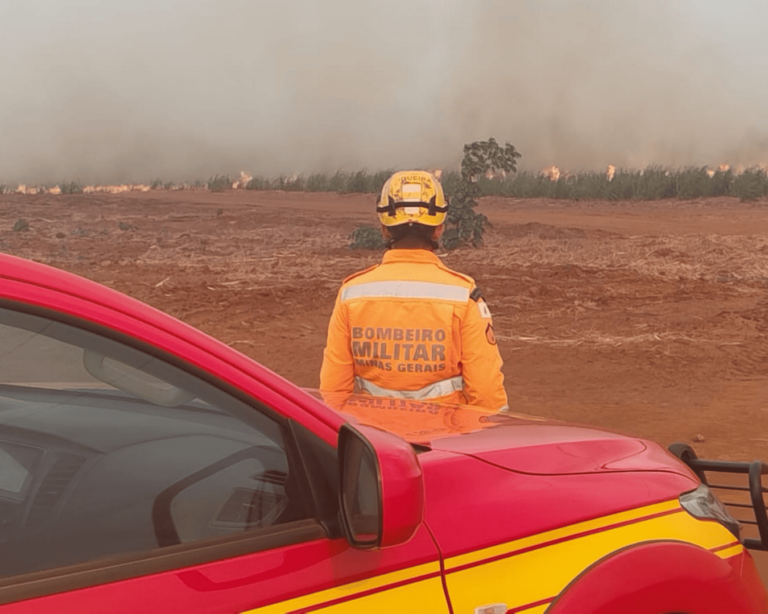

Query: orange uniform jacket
left=320, top=249, right=508, bottom=411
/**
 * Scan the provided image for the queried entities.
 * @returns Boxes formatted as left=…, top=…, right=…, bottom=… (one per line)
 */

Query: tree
left=442, top=138, right=522, bottom=250
left=347, top=137, right=522, bottom=250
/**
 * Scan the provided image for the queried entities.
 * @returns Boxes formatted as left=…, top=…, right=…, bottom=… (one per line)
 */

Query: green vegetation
left=12, top=219, right=30, bottom=232
left=246, top=169, right=393, bottom=194
left=60, top=182, right=83, bottom=195
left=442, top=138, right=521, bottom=249
left=237, top=165, right=768, bottom=203
left=469, top=166, right=768, bottom=202
left=349, top=225, right=387, bottom=250
left=344, top=138, right=522, bottom=250
left=8, top=164, right=766, bottom=205
left=731, top=169, right=768, bottom=202
left=207, top=175, right=231, bottom=192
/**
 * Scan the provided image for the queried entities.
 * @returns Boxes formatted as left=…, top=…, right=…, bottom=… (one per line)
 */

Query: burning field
left=3, top=188, right=768, bottom=465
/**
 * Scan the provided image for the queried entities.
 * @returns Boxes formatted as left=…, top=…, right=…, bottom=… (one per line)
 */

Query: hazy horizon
left=3, top=0, right=768, bottom=184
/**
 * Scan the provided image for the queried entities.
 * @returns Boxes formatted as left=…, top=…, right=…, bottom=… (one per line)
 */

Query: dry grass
left=6, top=202, right=768, bottom=364
left=135, top=224, right=377, bottom=290
left=11, top=214, right=768, bottom=295
left=495, top=330, right=747, bottom=347
left=16, top=216, right=768, bottom=295
left=451, top=230, right=768, bottom=285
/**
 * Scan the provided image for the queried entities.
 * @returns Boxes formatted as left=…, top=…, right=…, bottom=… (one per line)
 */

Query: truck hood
left=313, top=392, right=688, bottom=477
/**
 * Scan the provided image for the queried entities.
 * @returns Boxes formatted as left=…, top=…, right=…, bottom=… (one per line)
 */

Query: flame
left=540, top=165, right=561, bottom=181
left=94, top=185, right=127, bottom=194
left=606, top=165, right=616, bottom=182
left=232, top=171, right=253, bottom=189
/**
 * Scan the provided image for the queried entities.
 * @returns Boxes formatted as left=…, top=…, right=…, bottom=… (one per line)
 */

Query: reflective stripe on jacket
left=355, top=374, right=464, bottom=400
left=320, top=249, right=508, bottom=411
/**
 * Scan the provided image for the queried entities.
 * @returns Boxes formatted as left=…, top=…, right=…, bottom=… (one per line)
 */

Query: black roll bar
left=669, top=443, right=768, bottom=551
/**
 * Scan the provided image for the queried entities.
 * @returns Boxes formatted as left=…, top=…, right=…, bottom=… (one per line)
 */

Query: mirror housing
left=338, top=423, right=424, bottom=549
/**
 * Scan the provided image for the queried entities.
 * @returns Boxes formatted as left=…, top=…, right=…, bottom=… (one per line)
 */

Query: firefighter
left=320, top=170, right=508, bottom=412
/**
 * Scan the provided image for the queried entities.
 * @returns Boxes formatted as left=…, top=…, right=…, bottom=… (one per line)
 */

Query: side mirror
left=338, top=423, right=424, bottom=549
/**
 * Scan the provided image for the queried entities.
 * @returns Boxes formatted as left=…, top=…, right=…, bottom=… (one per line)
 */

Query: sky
left=2, top=0, right=768, bottom=183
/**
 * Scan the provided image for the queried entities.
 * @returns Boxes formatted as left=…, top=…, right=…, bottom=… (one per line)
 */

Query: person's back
left=320, top=171, right=508, bottom=411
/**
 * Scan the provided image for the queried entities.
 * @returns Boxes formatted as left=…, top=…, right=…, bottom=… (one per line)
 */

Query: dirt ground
left=3, top=188, right=768, bottom=458
left=4, top=188, right=768, bottom=571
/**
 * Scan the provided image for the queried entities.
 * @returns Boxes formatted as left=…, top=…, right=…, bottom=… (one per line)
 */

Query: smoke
left=2, top=0, right=768, bottom=183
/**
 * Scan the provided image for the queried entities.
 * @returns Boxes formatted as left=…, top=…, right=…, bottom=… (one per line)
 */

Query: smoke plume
left=2, top=0, right=768, bottom=183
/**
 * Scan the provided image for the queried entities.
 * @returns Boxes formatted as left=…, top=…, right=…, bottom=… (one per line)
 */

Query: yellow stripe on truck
left=445, top=501, right=738, bottom=614
left=246, top=500, right=741, bottom=614
left=445, top=499, right=681, bottom=572
left=715, top=543, right=745, bottom=559
left=244, top=561, right=447, bottom=614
